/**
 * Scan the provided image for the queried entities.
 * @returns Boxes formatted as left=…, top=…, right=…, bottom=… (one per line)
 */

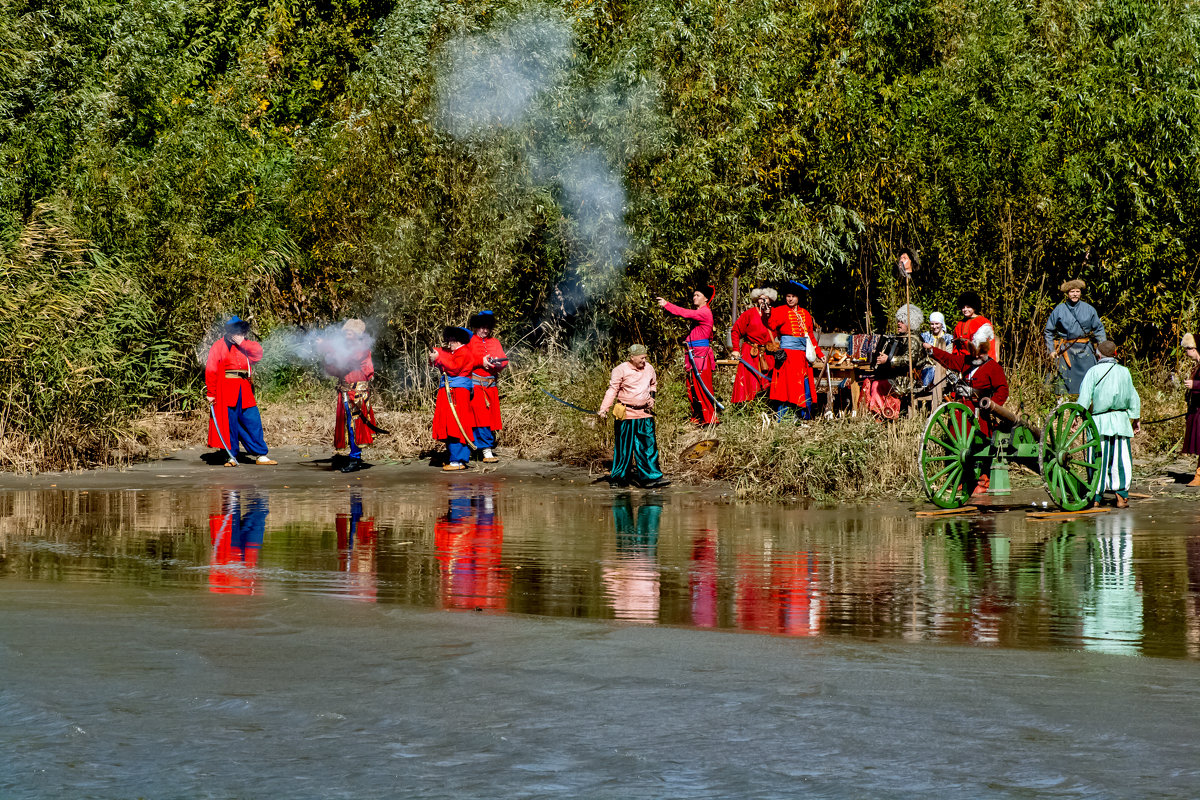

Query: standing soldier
left=1180, top=333, right=1200, bottom=486
left=657, top=286, right=719, bottom=425
left=205, top=316, right=277, bottom=467
left=321, top=318, right=377, bottom=474
left=597, top=344, right=670, bottom=489
left=466, top=310, right=507, bottom=463
left=767, top=280, right=825, bottom=420
left=429, top=327, right=479, bottom=472
left=953, top=291, right=999, bottom=361
left=730, top=286, right=776, bottom=403
left=1044, top=279, right=1107, bottom=395
left=1077, top=340, right=1140, bottom=508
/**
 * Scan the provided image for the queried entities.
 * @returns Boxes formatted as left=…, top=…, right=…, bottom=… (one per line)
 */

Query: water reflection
left=208, top=490, right=268, bottom=595
left=2, top=484, right=1199, bottom=657
left=434, top=484, right=507, bottom=611
left=336, top=492, right=378, bottom=602
left=604, top=495, right=661, bottom=622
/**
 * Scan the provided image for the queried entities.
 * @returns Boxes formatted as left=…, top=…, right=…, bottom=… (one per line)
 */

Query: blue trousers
left=445, top=438, right=471, bottom=464
left=610, top=418, right=664, bottom=483
left=342, top=394, right=361, bottom=458
left=227, top=400, right=269, bottom=457
left=473, top=426, right=496, bottom=449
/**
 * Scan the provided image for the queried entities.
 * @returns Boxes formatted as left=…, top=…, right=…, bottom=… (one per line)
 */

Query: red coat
left=323, top=345, right=377, bottom=449
left=467, top=335, right=507, bottom=430
left=953, top=315, right=999, bottom=361
left=767, top=305, right=825, bottom=406
left=431, top=345, right=479, bottom=441
left=205, top=338, right=263, bottom=449
left=929, top=348, right=1009, bottom=434
left=731, top=307, right=773, bottom=402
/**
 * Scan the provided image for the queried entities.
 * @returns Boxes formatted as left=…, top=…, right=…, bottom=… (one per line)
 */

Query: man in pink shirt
left=598, top=345, right=670, bottom=489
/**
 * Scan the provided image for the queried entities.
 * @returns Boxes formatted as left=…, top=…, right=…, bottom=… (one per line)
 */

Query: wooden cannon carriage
left=919, top=395, right=1102, bottom=511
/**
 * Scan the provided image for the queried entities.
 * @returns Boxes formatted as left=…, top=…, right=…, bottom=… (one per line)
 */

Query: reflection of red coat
left=731, top=307, right=773, bottom=402
left=435, top=507, right=507, bottom=611
left=767, top=306, right=825, bottom=406
left=953, top=315, right=999, bottom=360
left=689, top=533, right=719, bottom=628
left=467, top=335, right=507, bottom=431
left=431, top=346, right=479, bottom=441
left=208, top=512, right=260, bottom=596
left=736, top=553, right=820, bottom=636
left=205, top=338, right=263, bottom=449
left=324, top=346, right=377, bottom=449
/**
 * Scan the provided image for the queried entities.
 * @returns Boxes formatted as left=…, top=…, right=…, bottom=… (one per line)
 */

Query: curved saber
left=538, top=387, right=597, bottom=415
left=442, top=383, right=478, bottom=450
left=684, top=342, right=726, bottom=412
left=209, top=402, right=238, bottom=465
left=738, top=356, right=769, bottom=383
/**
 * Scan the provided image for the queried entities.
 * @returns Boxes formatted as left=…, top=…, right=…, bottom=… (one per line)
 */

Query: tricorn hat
left=1060, top=279, right=1086, bottom=293
left=468, top=310, right=497, bottom=330
left=442, top=326, right=472, bottom=345
left=956, top=291, right=982, bottom=314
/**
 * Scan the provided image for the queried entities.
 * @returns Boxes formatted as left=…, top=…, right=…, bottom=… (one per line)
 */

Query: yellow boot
left=1188, top=467, right=1200, bottom=487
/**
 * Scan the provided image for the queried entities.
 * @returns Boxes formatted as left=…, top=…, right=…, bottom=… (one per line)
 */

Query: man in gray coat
left=1044, top=278, right=1107, bottom=394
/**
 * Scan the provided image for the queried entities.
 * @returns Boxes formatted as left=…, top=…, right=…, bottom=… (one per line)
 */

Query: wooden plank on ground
left=916, top=506, right=978, bottom=518
left=1027, top=507, right=1109, bottom=520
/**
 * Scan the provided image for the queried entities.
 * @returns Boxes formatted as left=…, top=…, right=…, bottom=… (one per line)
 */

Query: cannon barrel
left=978, top=397, right=1044, bottom=439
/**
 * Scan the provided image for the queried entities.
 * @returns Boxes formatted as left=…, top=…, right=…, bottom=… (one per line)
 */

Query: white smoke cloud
left=257, top=322, right=376, bottom=376
left=432, top=9, right=642, bottom=318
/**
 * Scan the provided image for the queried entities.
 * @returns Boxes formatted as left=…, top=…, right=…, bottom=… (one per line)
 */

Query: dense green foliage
left=2, top=0, right=1199, bottom=462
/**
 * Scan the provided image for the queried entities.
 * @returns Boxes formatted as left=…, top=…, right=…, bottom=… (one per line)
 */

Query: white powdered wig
left=972, top=324, right=995, bottom=346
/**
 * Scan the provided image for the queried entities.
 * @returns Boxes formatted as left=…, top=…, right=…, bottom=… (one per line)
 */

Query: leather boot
left=1188, top=467, right=1200, bottom=487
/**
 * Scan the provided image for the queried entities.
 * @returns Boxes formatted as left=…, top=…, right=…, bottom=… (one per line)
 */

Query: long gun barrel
left=978, top=397, right=1043, bottom=440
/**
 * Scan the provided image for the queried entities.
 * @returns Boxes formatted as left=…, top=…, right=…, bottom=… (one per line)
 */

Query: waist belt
left=686, top=339, right=711, bottom=348
left=780, top=335, right=808, bottom=350
left=472, top=375, right=497, bottom=388
left=224, top=370, right=249, bottom=380
left=440, top=376, right=473, bottom=390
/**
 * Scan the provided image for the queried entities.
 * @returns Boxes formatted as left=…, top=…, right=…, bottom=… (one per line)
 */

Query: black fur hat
left=468, top=310, right=497, bottom=330
left=443, top=326, right=472, bottom=345
left=956, top=291, right=982, bottom=314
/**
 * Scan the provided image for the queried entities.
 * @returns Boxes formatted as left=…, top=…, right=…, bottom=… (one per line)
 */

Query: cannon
left=919, top=396, right=1101, bottom=511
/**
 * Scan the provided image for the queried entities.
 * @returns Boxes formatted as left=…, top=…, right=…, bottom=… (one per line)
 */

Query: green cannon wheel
left=920, top=402, right=981, bottom=509
left=1039, top=402, right=1101, bottom=511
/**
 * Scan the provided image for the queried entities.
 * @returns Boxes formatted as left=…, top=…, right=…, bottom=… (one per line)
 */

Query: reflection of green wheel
left=1039, top=402, right=1101, bottom=511
left=921, top=402, right=981, bottom=509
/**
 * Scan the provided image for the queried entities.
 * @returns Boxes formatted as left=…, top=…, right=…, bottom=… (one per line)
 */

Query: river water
left=3, top=475, right=1200, bottom=797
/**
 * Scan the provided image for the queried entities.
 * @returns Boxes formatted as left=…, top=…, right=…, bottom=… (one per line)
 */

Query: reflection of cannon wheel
left=680, top=439, right=719, bottom=462
left=920, top=402, right=981, bottom=509
left=1039, top=402, right=1100, bottom=511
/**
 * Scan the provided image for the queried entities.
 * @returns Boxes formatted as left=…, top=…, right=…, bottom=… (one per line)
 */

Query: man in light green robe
left=1077, top=340, right=1141, bottom=508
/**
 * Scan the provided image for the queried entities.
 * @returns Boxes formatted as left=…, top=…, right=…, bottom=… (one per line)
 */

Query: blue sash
left=780, top=335, right=807, bottom=351
left=686, top=339, right=711, bottom=348
left=440, top=376, right=473, bottom=390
